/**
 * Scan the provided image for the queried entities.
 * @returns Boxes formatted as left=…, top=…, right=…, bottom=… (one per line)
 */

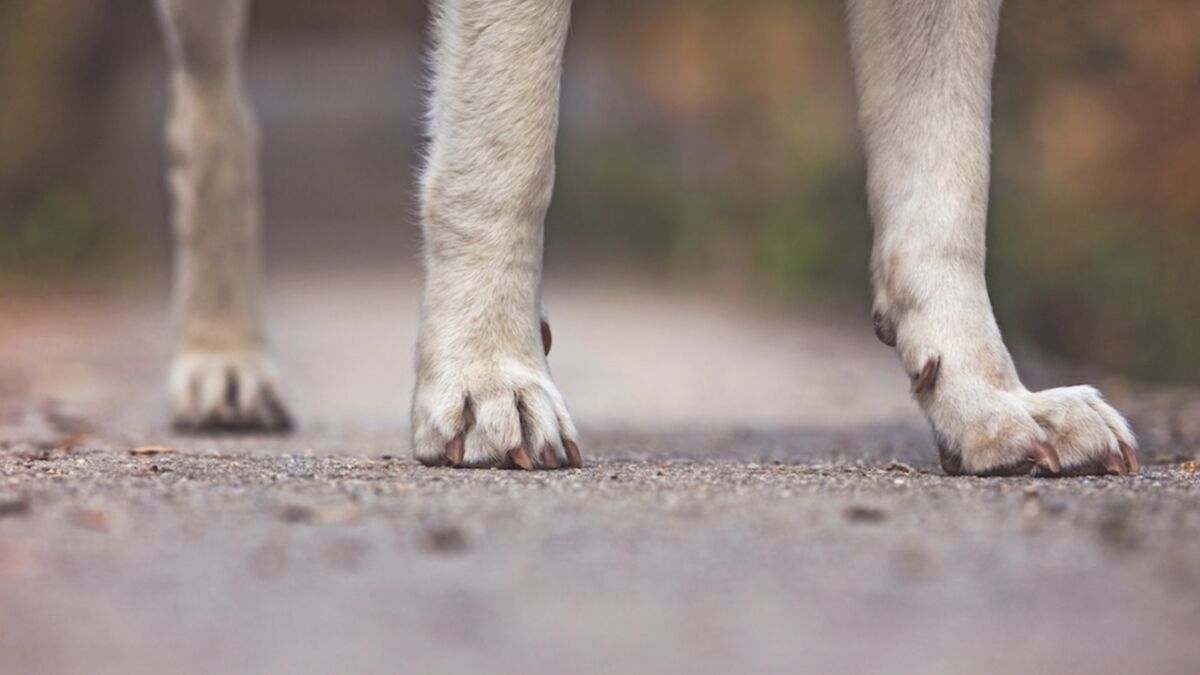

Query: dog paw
left=169, top=350, right=292, bottom=433
left=412, top=366, right=580, bottom=470
left=922, top=364, right=1138, bottom=477
left=1020, top=385, right=1139, bottom=476
left=412, top=318, right=580, bottom=470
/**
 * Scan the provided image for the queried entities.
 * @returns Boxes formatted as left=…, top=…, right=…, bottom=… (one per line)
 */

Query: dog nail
left=873, top=311, right=896, bottom=347
left=1118, top=441, right=1139, bottom=474
left=446, top=435, right=465, bottom=466
left=563, top=439, right=583, bottom=468
left=1029, top=440, right=1061, bottom=474
left=541, top=444, right=560, bottom=469
left=509, top=446, right=535, bottom=471
left=1101, top=451, right=1127, bottom=475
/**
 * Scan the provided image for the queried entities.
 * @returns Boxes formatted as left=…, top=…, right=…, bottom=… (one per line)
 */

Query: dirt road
left=2, top=268, right=1198, bottom=674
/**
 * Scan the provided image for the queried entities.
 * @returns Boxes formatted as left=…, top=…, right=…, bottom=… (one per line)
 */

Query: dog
left=156, top=0, right=1138, bottom=476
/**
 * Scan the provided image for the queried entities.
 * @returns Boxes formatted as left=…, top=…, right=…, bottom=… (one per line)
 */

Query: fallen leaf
left=130, top=445, right=177, bottom=456
left=69, top=507, right=111, bottom=532
left=0, top=543, right=38, bottom=579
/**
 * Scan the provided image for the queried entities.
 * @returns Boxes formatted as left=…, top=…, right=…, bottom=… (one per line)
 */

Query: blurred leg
left=157, top=0, right=291, bottom=432
left=412, top=0, right=580, bottom=469
left=846, top=0, right=1137, bottom=475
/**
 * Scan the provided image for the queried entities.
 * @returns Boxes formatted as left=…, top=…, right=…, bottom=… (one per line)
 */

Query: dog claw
left=509, top=446, right=535, bottom=471
left=1101, top=450, right=1127, bottom=475
left=1118, top=441, right=1139, bottom=474
left=540, top=444, right=560, bottom=469
left=563, top=439, right=583, bottom=468
left=1029, top=440, right=1062, bottom=474
left=873, top=311, right=896, bottom=347
left=541, top=320, right=552, bottom=356
left=446, top=435, right=465, bottom=466
left=912, top=357, right=940, bottom=395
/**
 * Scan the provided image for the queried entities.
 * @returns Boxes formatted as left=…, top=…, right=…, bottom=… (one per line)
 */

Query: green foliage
left=0, top=178, right=111, bottom=280
left=0, top=0, right=1194, bottom=383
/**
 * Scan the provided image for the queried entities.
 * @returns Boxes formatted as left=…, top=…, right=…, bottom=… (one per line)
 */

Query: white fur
left=846, top=0, right=1135, bottom=474
left=157, top=0, right=290, bottom=431
left=152, top=0, right=1136, bottom=474
left=412, top=0, right=577, bottom=467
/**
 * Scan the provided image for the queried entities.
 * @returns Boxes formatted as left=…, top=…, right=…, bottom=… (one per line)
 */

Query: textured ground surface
left=2, top=270, right=1199, bottom=675
left=4, top=37, right=1199, bottom=675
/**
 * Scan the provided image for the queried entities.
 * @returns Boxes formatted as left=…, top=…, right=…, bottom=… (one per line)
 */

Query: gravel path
left=2, top=270, right=1198, bottom=674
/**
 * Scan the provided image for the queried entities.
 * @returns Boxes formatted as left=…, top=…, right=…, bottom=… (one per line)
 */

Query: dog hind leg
left=846, top=0, right=1137, bottom=475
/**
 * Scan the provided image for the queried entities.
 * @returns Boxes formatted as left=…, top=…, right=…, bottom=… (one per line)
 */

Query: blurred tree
left=0, top=0, right=134, bottom=276
left=992, top=0, right=1200, bottom=381
left=0, top=0, right=1194, bottom=383
left=553, top=0, right=1199, bottom=383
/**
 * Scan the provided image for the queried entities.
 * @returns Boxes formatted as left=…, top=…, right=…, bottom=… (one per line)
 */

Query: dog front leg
left=158, top=0, right=290, bottom=431
left=412, top=0, right=580, bottom=469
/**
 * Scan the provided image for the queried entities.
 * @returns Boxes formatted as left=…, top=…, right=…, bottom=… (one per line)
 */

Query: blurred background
left=5, top=7, right=1200, bottom=671
left=0, top=0, right=1197, bottom=387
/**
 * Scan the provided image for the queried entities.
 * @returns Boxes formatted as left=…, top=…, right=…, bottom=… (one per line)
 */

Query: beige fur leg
left=847, top=0, right=1136, bottom=476
left=412, top=0, right=579, bottom=469
left=158, top=0, right=290, bottom=432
